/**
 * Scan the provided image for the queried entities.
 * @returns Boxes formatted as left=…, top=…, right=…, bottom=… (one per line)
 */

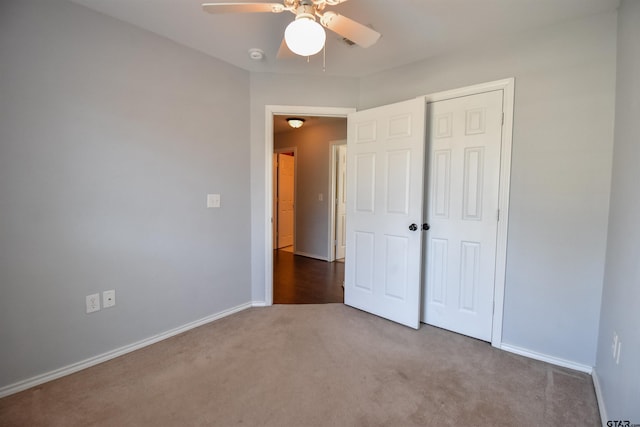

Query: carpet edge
left=0, top=301, right=253, bottom=398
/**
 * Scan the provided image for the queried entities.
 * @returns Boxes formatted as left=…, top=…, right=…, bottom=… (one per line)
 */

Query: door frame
left=264, top=106, right=356, bottom=306
left=273, top=147, right=297, bottom=250
left=420, top=78, right=515, bottom=348
left=328, top=139, right=347, bottom=262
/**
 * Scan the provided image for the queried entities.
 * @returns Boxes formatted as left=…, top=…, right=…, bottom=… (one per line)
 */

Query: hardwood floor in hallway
left=273, top=249, right=344, bottom=304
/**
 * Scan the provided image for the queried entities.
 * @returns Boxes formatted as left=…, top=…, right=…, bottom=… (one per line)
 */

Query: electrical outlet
left=207, top=194, right=220, bottom=208
left=86, top=293, right=100, bottom=313
left=612, top=332, right=618, bottom=358
left=103, top=290, right=116, bottom=308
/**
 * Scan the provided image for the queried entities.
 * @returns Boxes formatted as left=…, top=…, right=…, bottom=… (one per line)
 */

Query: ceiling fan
left=202, top=0, right=381, bottom=57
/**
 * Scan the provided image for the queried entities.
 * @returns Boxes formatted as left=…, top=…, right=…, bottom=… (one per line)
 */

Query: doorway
left=273, top=150, right=296, bottom=251
left=269, top=112, right=352, bottom=304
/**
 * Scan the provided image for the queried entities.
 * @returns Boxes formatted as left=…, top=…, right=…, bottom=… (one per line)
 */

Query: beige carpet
left=0, top=304, right=600, bottom=426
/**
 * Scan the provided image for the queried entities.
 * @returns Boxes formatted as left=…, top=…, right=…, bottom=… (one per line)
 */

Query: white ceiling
left=69, top=0, right=619, bottom=78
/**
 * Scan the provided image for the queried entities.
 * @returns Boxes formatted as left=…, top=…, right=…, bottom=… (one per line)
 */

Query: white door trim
left=328, top=139, right=347, bottom=262
left=264, top=106, right=356, bottom=306
left=420, top=78, right=514, bottom=348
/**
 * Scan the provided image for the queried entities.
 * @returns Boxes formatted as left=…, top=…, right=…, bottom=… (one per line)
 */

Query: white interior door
left=335, top=144, right=347, bottom=260
left=344, top=98, right=426, bottom=329
left=423, top=90, right=504, bottom=341
left=277, top=153, right=295, bottom=248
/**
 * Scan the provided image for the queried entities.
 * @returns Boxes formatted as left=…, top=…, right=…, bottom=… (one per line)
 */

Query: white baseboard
left=293, top=251, right=329, bottom=261
left=592, top=368, right=608, bottom=426
left=500, top=343, right=593, bottom=374
left=0, top=302, right=253, bottom=398
left=251, top=301, right=268, bottom=307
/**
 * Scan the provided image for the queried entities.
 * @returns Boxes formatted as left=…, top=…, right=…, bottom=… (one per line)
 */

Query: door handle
left=409, top=223, right=418, bottom=231
left=422, top=223, right=430, bottom=231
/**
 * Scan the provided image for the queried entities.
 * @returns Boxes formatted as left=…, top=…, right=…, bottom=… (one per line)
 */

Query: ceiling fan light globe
left=284, top=18, right=326, bottom=56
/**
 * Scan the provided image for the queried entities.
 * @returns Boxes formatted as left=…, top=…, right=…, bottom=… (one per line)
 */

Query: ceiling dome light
left=287, top=118, right=306, bottom=128
left=284, top=16, right=326, bottom=56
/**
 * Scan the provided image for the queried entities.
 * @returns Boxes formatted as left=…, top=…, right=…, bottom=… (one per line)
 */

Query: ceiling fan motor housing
left=294, top=4, right=316, bottom=20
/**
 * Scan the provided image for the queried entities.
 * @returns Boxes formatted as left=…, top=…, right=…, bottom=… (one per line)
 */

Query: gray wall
left=0, top=0, right=251, bottom=388
left=249, top=73, right=359, bottom=302
left=0, top=0, right=629, bottom=406
left=275, top=119, right=347, bottom=259
left=359, top=12, right=617, bottom=366
left=595, top=0, right=640, bottom=421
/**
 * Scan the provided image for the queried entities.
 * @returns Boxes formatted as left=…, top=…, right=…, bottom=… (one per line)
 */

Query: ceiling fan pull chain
left=323, top=43, right=326, bottom=72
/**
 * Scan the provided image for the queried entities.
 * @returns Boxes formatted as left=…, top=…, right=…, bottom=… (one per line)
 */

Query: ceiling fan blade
left=277, top=38, right=296, bottom=59
left=320, top=11, right=381, bottom=48
left=202, top=2, right=285, bottom=14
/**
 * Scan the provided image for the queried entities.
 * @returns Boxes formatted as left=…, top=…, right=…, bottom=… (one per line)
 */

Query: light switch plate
left=207, top=194, right=221, bottom=208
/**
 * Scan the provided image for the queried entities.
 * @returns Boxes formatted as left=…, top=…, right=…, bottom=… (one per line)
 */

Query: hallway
left=273, top=249, right=344, bottom=304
